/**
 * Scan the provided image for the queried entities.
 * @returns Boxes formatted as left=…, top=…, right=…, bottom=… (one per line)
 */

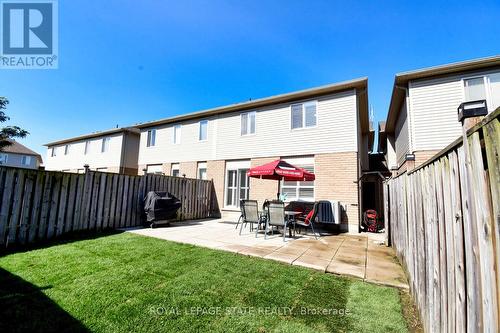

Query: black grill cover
left=144, top=191, right=182, bottom=222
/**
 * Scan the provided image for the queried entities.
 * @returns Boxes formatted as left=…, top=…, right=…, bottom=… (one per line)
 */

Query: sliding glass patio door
left=225, top=169, right=249, bottom=208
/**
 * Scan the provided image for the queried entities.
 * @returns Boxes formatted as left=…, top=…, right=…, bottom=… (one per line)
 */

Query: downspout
left=394, top=84, right=414, bottom=155
left=119, top=131, right=127, bottom=174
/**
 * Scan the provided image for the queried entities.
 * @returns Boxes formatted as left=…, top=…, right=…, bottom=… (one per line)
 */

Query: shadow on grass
left=0, top=229, right=126, bottom=258
left=0, top=267, right=89, bottom=333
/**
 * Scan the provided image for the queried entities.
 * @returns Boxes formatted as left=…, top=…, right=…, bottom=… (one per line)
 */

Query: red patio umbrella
left=247, top=159, right=315, bottom=200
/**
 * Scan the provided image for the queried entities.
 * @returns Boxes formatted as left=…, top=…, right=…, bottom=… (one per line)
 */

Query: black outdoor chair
left=294, top=201, right=320, bottom=239
left=239, top=200, right=266, bottom=237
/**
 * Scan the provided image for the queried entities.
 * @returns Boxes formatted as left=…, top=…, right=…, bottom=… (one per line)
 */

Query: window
left=173, top=125, right=181, bottom=144
left=291, top=101, right=317, bottom=129
left=84, top=141, right=91, bottom=154
left=147, top=129, right=156, bottom=147
left=0, top=153, right=7, bottom=164
left=51, top=147, right=56, bottom=157
left=489, top=73, right=500, bottom=111
left=199, top=120, right=208, bottom=141
left=241, top=111, right=256, bottom=135
left=171, top=163, right=180, bottom=177
left=464, top=77, right=486, bottom=102
left=281, top=161, right=314, bottom=201
left=21, top=156, right=31, bottom=166
left=197, top=162, right=207, bottom=180
left=101, top=137, right=110, bottom=153
left=64, top=144, right=70, bottom=155
left=146, top=164, right=162, bottom=174
left=225, top=169, right=249, bottom=207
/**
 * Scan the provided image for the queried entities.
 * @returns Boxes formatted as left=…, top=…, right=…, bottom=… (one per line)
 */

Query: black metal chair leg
left=235, top=215, right=243, bottom=229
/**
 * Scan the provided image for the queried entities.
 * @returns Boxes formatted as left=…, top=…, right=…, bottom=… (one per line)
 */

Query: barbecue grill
left=143, top=191, right=182, bottom=228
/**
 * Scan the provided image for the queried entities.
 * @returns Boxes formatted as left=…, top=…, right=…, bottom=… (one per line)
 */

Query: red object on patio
left=247, top=159, right=315, bottom=200
left=247, top=159, right=315, bottom=181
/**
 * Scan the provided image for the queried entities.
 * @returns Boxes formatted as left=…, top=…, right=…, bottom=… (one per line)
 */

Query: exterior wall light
left=458, top=100, right=488, bottom=122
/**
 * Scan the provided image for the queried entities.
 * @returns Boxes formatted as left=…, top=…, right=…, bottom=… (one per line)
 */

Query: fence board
left=56, top=173, right=70, bottom=237
left=64, top=174, right=78, bottom=233
left=385, top=110, right=499, bottom=333
left=0, top=167, right=215, bottom=248
left=28, top=171, right=45, bottom=243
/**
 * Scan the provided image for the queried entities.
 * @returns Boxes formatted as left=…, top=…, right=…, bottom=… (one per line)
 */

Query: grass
left=0, top=232, right=409, bottom=333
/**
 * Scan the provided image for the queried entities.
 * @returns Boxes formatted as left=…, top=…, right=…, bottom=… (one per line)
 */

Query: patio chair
left=294, top=202, right=320, bottom=240
left=266, top=202, right=293, bottom=242
left=239, top=200, right=265, bottom=237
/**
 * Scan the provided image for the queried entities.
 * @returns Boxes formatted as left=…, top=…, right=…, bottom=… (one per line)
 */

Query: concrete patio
left=127, top=219, right=408, bottom=289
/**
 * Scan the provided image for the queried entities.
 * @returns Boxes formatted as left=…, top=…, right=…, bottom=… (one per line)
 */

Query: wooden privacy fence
left=385, top=109, right=500, bottom=333
left=0, top=167, right=216, bottom=248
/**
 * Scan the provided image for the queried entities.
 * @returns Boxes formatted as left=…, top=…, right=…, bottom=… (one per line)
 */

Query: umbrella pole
left=277, top=179, right=280, bottom=201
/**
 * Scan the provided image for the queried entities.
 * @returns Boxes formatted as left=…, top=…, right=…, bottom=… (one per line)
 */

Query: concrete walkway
left=127, top=219, right=408, bottom=289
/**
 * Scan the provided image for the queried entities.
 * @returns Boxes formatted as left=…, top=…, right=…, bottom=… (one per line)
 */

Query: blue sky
left=2, top=0, right=499, bottom=157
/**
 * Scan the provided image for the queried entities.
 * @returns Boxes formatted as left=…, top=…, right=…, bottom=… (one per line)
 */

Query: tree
left=0, top=97, right=29, bottom=151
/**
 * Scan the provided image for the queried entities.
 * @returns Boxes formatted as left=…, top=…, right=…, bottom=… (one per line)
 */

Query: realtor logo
left=1, top=0, right=58, bottom=69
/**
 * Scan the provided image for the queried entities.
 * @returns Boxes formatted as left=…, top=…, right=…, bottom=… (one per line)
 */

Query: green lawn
left=0, top=232, right=409, bottom=333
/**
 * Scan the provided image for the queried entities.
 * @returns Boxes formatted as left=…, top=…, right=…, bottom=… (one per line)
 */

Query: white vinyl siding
left=291, top=101, right=317, bottom=129
left=199, top=120, right=208, bottom=141
left=146, top=129, right=156, bottom=147
left=173, top=125, right=181, bottom=144
left=241, top=111, right=256, bottom=135
left=137, top=90, right=358, bottom=165
left=409, top=69, right=500, bottom=151
left=45, top=134, right=125, bottom=172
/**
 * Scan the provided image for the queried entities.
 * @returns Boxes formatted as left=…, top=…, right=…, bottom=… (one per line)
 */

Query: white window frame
left=21, top=155, right=32, bottom=166
left=173, top=125, right=181, bottom=144
left=146, top=129, right=156, bottom=147
left=280, top=158, right=315, bottom=202
left=461, top=73, right=500, bottom=113
left=146, top=164, right=163, bottom=175
left=224, top=167, right=250, bottom=209
left=171, top=163, right=180, bottom=177
left=198, top=120, right=208, bottom=141
left=290, top=100, right=317, bottom=130
left=84, top=140, right=91, bottom=154
left=240, top=111, right=256, bottom=136
left=197, top=162, right=207, bottom=180
left=51, top=147, right=56, bottom=157
left=64, top=144, right=70, bottom=155
left=0, top=153, right=8, bottom=164
left=101, top=137, right=110, bottom=153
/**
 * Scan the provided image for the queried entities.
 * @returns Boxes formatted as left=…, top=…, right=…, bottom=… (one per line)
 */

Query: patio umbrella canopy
left=247, top=159, right=315, bottom=199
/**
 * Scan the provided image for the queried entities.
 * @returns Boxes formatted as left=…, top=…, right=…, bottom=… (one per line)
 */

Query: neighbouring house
left=136, top=78, right=371, bottom=232
left=380, top=55, right=500, bottom=175
left=44, top=127, right=140, bottom=175
left=0, top=139, right=42, bottom=169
